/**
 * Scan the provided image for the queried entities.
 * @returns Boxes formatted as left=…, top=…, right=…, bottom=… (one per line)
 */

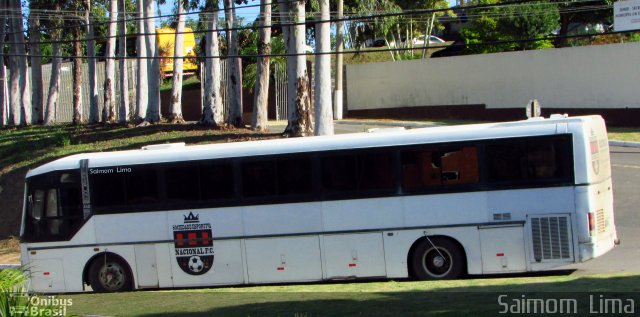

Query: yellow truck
left=156, top=27, right=198, bottom=78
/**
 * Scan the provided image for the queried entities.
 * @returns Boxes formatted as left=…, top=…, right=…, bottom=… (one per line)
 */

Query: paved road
left=268, top=122, right=640, bottom=274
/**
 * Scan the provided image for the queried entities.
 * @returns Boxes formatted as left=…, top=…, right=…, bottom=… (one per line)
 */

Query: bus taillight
left=588, top=212, right=596, bottom=237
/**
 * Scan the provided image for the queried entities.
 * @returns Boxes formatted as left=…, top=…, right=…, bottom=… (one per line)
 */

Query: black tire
left=88, top=254, right=132, bottom=292
left=411, top=237, right=465, bottom=280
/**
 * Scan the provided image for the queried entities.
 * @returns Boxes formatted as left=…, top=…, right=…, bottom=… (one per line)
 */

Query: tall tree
left=144, top=0, right=162, bottom=123
left=0, top=0, right=6, bottom=126
left=200, top=0, right=224, bottom=126
left=8, top=0, right=32, bottom=126
left=118, top=0, right=130, bottom=123
left=85, top=0, right=100, bottom=123
left=283, top=0, right=312, bottom=137
left=28, top=1, right=43, bottom=124
left=169, top=0, right=187, bottom=123
left=72, top=16, right=84, bottom=124
left=0, top=0, right=5, bottom=125
left=251, top=0, right=271, bottom=131
left=103, top=0, right=118, bottom=123
left=224, top=0, right=244, bottom=127
left=313, top=0, right=333, bottom=136
left=44, top=1, right=64, bottom=125
left=135, top=0, right=149, bottom=122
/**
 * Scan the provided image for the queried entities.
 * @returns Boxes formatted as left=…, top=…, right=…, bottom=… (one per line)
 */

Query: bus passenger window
left=200, top=163, right=235, bottom=201
left=126, top=169, right=159, bottom=205
left=321, top=155, right=357, bottom=193
left=526, top=142, right=557, bottom=179
left=32, top=190, right=45, bottom=220
left=440, top=147, right=479, bottom=185
left=487, top=143, right=526, bottom=182
left=358, top=152, right=395, bottom=190
left=166, top=165, right=200, bottom=202
left=242, top=161, right=277, bottom=198
left=277, top=158, right=312, bottom=196
left=401, top=149, right=442, bottom=190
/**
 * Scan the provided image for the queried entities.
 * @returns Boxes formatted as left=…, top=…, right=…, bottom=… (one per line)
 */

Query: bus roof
left=26, top=115, right=603, bottom=178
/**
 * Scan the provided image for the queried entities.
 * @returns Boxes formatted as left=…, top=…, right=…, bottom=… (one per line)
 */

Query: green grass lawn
left=62, top=273, right=640, bottom=317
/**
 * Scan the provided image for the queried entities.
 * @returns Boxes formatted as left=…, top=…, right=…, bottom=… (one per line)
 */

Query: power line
left=0, top=0, right=612, bottom=47
left=1, top=29, right=637, bottom=60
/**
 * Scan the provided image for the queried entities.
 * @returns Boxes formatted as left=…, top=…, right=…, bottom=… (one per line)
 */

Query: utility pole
left=334, top=0, right=344, bottom=120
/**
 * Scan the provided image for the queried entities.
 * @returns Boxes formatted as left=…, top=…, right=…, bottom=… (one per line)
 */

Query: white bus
left=20, top=115, right=618, bottom=293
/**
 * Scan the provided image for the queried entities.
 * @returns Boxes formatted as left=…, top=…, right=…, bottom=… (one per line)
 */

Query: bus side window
left=486, top=143, right=526, bottom=182
left=401, top=149, right=442, bottom=190
left=200, top=163, right=235, bottom=201
left=32, top=190, right=45, bottom=220
left=125, top=168, right=159, bottom=205
left=242, top=161, right=277, bottom=198
left=321, top=155, right=357, bottom=193
left=166, top=165, right=200, bottom=202
left=277, top=157, right=312, bottom=196
left=526, top=141, right=558, bottom=179
left=441, top=146, right=479, bottom=186
left=358, top=152, right=395, bottom=191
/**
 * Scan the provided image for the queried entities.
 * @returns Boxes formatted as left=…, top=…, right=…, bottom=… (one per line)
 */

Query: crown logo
left=184, top=212, right=199, bottom=223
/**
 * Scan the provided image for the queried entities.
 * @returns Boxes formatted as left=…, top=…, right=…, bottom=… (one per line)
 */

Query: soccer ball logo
left=188, top=256, right=204, bottom=273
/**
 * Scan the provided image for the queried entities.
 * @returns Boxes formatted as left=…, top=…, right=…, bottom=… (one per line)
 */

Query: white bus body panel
left=245, top=236, right=322, bottom=283
left=322, top=233, right=386, bottom=279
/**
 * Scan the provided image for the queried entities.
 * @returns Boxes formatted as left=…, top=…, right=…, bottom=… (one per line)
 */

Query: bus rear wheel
left=88, top=255, right=132, bottom=292
left=411, top=237, right=465, bottom=280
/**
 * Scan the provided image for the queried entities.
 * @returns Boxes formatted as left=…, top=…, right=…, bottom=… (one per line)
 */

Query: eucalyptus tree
left=251, top=0, right=271, bottom=131
left=28, top=0, right=43, bottom=124
left=313, top=0, right=333, bottom=136
left=224, top=0, right=244, bottom=127
left=73, top=10, right=85, bottom=124
left=118, top=0, right=130, bottom=123
left=282, top=0, right=312, bottom=137
left=135, top=0, right=149, bottom=122
left=0, top=0, right=6, bottom=126
left=43, top=1, right=64, bottom=125
left=86, top=0, right=100, bottom=123
left=144, top=0, right=162, bottom=123
left=102, top=0, right=118, bottom=123
left=200, top=0, right=224, bottom=126
left=168, top=0, right=188, bottom=123
left=7, top=0, right=31, bottom=126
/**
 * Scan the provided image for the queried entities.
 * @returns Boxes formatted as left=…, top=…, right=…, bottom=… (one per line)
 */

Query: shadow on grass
left=66, top=274, right=640, bottom=317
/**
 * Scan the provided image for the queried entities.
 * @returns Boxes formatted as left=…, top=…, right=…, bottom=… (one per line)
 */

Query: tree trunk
left=314, top=0, right=333, bottom=136
left=135, top=0, right=148, bottom=122
left=144, top=0, right=161, bottom=123
left=44, top=39, right=62, bottom=125
left=28, top=5, right=43, bottom=124
left=118, top=0, right=129, bottom=123
left=278, top=1, right=295, bottom=130
left=200, top=0, right=223, bottom=127
left=169, top=0, right=186, bottom=123
left=73, top=23, right=84, bottom=124
left=8, top=0, right=31, bottom=126
left=224, top=0, right=244, bottom=128
left=0, top=0, right=6, bottom=126
left=85, top=0, right=100, bottom=123
left=284, top=0, right=312, bottom=137
left=251, top=0, right=271, bottom=132
left=103, top=0, right=117, bottom=123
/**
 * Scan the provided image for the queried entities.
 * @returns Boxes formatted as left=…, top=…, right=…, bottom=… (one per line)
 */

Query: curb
left=609, top=140, right=640, bottom=148
left=0, top=264, right=20, bottom=270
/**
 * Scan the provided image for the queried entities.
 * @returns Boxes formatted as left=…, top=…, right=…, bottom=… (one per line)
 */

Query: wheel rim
left=98, top=262, right=126, bottom=291
left=421, top=247, right=453, bottom=278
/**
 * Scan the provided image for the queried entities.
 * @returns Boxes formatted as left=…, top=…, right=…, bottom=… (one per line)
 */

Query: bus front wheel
left=88, top=254, right=132, bottom=292
left=411, top=237, right=465, bottom=280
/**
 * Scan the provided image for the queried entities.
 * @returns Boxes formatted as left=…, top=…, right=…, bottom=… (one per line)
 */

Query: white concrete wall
left=346, top=42, right=640, bottom=110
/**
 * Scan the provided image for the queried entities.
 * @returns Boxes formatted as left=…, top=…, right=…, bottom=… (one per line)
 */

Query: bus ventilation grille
left=531, top=216, right=572, bottom=262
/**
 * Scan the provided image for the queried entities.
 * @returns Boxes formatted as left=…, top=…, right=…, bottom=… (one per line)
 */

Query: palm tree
left=251, top=0, right=271, bottom=132
left=314, top=0, right=333, bottom=136
left=169, top=0, right=187, bottom=123
left=224, top=0, right=243, bottom=128
left=200, top=0, right=224, bottom=127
